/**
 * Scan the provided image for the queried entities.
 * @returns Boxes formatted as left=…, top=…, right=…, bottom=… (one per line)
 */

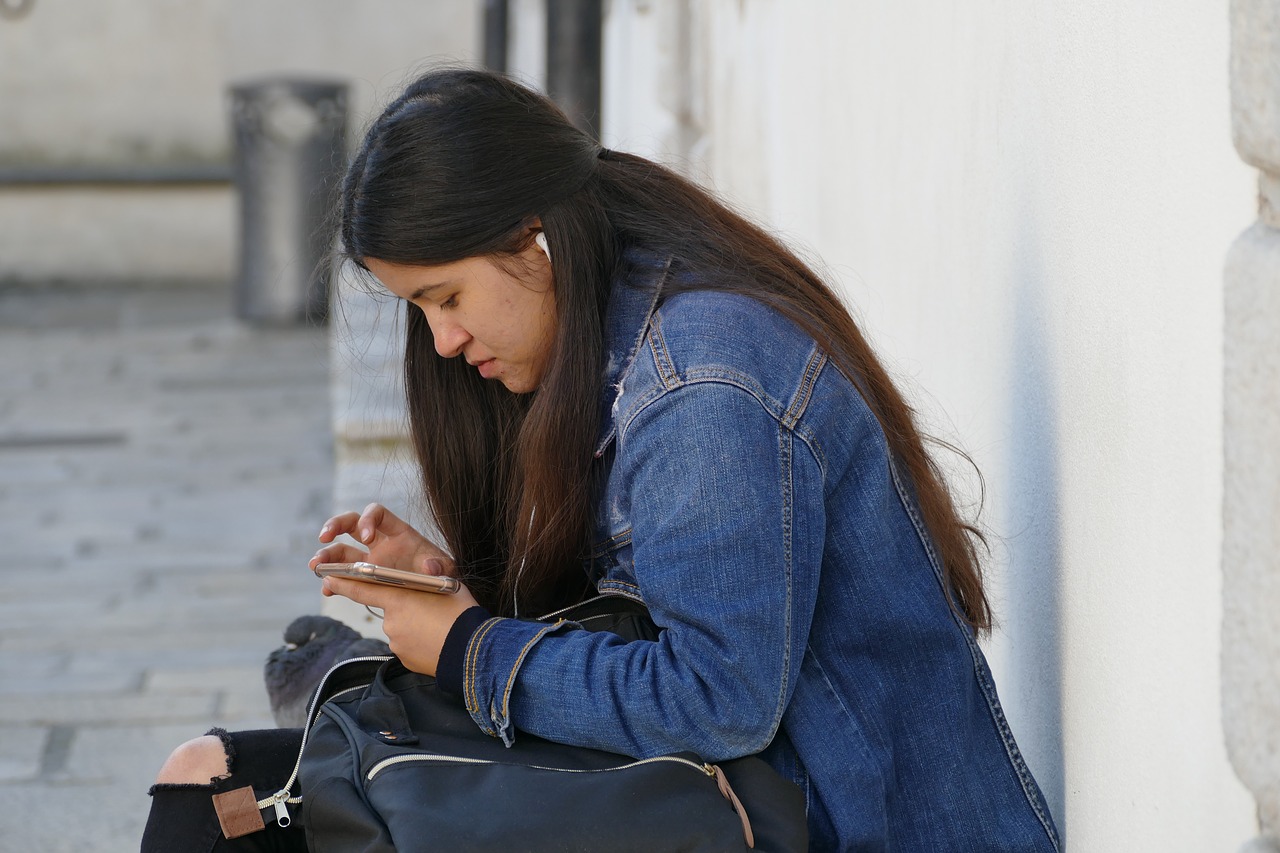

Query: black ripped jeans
left=142, top=728, right=309, bottom=852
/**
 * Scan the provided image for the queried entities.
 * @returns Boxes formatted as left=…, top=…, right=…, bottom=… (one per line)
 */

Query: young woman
left=144, top=68, right=1059, bottom=852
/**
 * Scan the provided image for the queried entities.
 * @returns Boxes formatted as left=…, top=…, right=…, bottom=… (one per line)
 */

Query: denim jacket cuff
left=462, top=616, right=575, bottom=746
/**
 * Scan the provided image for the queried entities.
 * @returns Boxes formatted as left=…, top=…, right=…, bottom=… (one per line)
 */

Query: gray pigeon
left=264, top=614, right=391, bottom=728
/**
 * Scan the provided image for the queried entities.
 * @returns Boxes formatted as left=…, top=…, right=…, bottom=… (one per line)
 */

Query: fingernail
left=361, top=528, right=373, bottom=542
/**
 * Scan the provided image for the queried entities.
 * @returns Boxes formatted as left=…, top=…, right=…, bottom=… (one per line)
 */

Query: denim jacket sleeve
left=458, top=376, right=826, bottom=761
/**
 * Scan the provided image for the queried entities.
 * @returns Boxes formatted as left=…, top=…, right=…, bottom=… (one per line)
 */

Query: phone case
left=313, top=562, right=461, bottom=594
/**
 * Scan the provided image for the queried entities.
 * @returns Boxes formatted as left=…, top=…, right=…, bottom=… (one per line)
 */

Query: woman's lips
left=476, top=359, right=497, bottom=379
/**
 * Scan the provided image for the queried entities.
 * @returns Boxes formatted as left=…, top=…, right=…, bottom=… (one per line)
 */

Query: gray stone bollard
left=230, top=77, right=348, bottom=324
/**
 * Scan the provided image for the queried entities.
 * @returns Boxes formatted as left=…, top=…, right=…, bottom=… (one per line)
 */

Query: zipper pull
left=272, top=795, right=292, bottom=828
left=711, top=764, right=755, bottom=849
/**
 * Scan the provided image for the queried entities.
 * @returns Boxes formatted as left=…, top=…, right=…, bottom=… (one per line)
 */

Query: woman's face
left=366, top=249, right=556, bottom=394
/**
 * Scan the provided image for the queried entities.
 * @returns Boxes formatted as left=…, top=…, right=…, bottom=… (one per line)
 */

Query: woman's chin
left=499, top=375, right=535, bottom=394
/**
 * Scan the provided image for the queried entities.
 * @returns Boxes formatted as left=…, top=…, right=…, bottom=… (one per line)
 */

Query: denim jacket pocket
left=587, top=527, right=645, bottom=603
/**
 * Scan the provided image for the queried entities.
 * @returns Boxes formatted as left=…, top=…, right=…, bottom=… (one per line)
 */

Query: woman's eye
left=440, top=294, right=458, bottom=309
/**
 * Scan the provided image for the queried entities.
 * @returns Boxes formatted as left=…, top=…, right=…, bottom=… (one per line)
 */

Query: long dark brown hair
left=340, top=68, right=991, bottom=630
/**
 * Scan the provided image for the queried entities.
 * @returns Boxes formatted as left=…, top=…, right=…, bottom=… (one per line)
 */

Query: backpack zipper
left=255, top=654, right=393, bottom=826
left=536, top=591, right=645, bottom=622
left=252, top=657, right=753, bottom=847
left=363, top=752, right=754, bottom=845
left=366, top=751, right=715, bottom=783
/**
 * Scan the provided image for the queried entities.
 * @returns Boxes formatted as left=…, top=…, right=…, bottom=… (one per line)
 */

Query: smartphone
left=313, top=562, right=461, bottom=594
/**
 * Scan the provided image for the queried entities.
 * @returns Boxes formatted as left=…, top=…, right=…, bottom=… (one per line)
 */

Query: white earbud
left=534, top=231, right=551, bottom=264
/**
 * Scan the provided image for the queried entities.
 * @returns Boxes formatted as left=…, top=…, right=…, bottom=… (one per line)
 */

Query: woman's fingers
left=308, top=545, right=447, bottom=575
left=356, top=502, right=415, bottom=544
left=308, top=543, right=369, bottom=569
left=319, top=504, right=407, bottom=545
left=419, top=556, right=450, bottom=576
left=321, top=576, right=393, bottom=609
left=321, top=504, right=412, bottom=546
left=317, top=511, right=361, bottom=543
left=315, top=504, right=455, bottom=576
left=319, top=575, right=454, bottom=619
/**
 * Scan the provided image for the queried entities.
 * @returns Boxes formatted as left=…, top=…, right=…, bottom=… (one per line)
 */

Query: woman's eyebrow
left=408, top=280, right=457, bottom=300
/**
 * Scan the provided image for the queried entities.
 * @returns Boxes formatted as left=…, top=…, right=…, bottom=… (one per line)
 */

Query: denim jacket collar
left=593, top=252, right=672, bottom=457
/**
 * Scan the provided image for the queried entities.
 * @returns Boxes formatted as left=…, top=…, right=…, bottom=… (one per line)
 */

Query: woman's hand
left=310, top=503, right=476, bottom=676
left=319, top=574, right=480, bottom=676
left=309, top=502, right=456, bottom=578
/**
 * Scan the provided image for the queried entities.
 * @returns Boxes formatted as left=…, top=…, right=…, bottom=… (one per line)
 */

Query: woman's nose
left=428, top=314, right=470, bottom=359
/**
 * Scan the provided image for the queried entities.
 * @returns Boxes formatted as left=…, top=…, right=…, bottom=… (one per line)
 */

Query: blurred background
left=1, top=1, right=1277, bottom=850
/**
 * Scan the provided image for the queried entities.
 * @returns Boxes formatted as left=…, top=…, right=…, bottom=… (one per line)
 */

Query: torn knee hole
left=154, top=733, right=235, bottom=785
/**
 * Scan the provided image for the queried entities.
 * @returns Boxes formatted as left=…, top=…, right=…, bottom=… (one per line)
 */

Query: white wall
left=222, top=0, right=481, bottom=147
left=0, top=0, right=479, bottom=283
left=0, top=0, right=231, bottom=282
left=605, top=0, right=1258, bottom=848
left=0, top=0, right=480, bottom=164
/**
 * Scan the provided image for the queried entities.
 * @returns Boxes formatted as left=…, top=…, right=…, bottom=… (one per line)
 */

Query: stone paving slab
left=0, top=283, right=334, bottom=850
left=0, top=725, right=49, bottom=782
left=0, top=693, right=220, bottom=727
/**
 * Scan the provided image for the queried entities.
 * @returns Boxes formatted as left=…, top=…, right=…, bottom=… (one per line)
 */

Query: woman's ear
left=534, top=231, right=552, bottom=265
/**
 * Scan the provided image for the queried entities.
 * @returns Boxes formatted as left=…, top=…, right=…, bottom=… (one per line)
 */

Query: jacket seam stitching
left=781, top=347, right=827, bottom=429
left=624, top=368, right=831, bottom=475
left=886, top=460, right=1060, bottom=849
left=646, top=314, right=679, bottom=391
left=617, top=376, right=830, bottom=479
left=598, top=578, right=641, bottom=593
left=465, top=617, right=505, bottom=734
left=617, top=374, right=827, bottom=478
left=498, top=621, right=565, bottom=735
left=773, top=423, right=795, bottom=737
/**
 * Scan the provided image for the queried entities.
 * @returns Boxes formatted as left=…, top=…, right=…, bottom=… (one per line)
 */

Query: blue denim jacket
left=459, top=256, right=1061, bottom=851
